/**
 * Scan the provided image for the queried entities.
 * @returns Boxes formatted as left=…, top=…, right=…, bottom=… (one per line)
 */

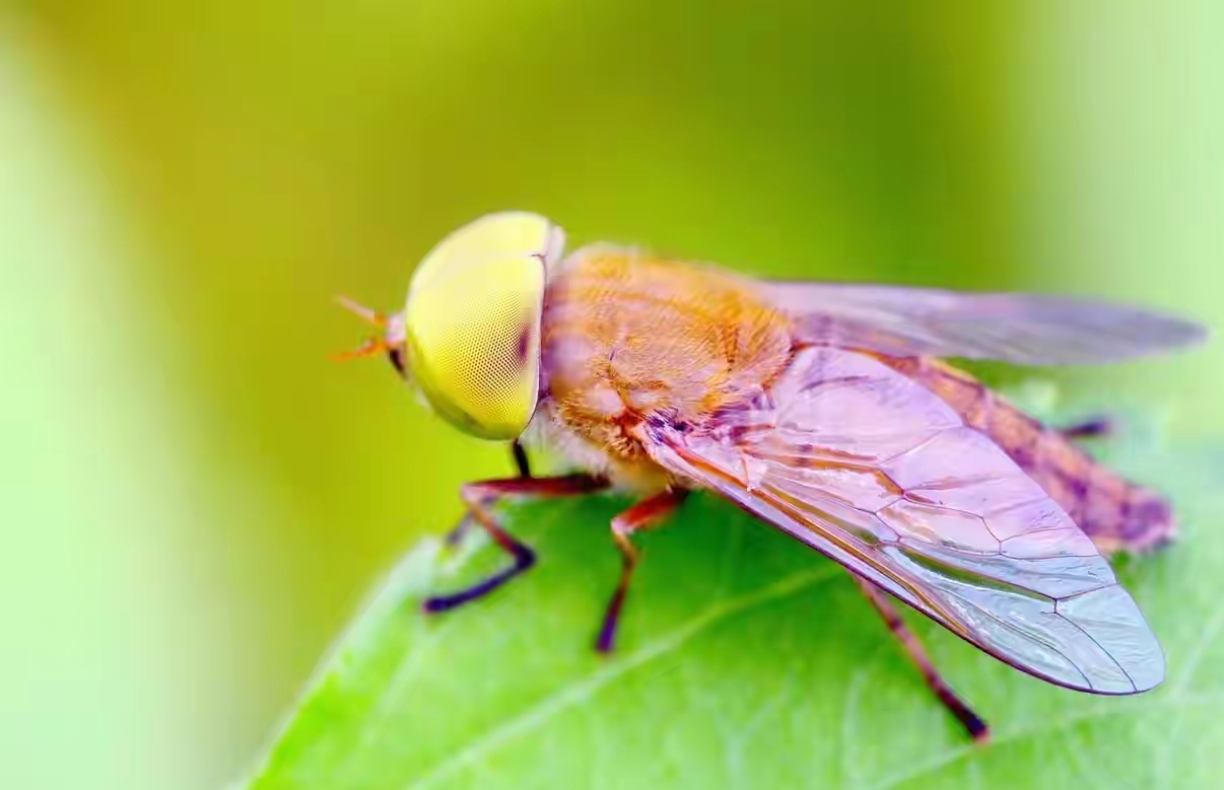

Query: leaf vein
left=1172, top=601, right=1224, bottom=697
left=401, top=565, right=844, bottom=790
left=864, top=696, right=1224, bottom=790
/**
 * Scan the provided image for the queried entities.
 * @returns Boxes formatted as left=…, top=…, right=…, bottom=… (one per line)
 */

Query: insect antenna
left=334, top=294, right=387, bottom=328
left=333, top=294, right=407, bottom=376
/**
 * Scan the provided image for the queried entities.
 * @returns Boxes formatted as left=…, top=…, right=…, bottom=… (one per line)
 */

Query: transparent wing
left=758, top=281, right=1208, bottom=364
left=642, top=346, right=1164, bottom=693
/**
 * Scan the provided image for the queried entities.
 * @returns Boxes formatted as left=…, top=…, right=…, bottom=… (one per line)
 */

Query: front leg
left=445, top=440, right=534, bottom=547
left=424, top=474, right=607, bottom=613
left=511, top=439, right=532, bottom=478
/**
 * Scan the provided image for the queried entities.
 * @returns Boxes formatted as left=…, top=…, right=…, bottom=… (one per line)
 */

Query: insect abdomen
left=880, top=357, right=1174, bottom=555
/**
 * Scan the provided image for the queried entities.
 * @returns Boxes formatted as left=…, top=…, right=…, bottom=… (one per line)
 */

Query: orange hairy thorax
left=539, top=247, right=793, bottom=481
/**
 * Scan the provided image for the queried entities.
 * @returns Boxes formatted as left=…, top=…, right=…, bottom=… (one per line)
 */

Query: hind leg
left=1059, top=417, right=1113, bottom=440
left=853, top=575, right=990, bottom=743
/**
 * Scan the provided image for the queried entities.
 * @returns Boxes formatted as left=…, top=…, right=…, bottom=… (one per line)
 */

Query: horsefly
left=338, top=212, right=1207, bottom=741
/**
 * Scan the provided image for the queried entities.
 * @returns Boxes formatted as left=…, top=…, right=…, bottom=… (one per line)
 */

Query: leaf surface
left=242, top=400, right=1224, bottom=790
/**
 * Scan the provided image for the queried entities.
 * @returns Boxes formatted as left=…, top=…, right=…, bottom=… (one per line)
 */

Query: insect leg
left=596, top=488, right=689, bottom=653
left=852, top=575, right=990, bottom=743
left=511, top=439, right=532, bottom=478
left=423, top=474, right=607, bottom=613
left=1059, top=416, right=1113, bottom=440
left=445, top=440, right=534, bottom=547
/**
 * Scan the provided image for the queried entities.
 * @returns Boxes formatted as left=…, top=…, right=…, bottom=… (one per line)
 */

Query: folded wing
left=758, top=281, right=1207, bottom=364
left=642, top=345, right=1164, bottom=693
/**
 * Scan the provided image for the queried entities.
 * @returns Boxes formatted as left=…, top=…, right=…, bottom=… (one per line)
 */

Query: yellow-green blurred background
left=1, top=2, right=1219, bottom=788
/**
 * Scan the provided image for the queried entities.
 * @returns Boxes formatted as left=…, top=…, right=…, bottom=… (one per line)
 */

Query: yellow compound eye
left=404, top=212, right=563, bottom=439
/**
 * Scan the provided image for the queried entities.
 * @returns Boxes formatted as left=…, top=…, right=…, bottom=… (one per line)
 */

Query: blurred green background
left=0, top=1, right=1219, bottom=788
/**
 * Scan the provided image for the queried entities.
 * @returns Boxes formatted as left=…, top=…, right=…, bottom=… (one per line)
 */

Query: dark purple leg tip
left=594, top=629, right=616, bottom=655
left=594, top=595, right=624, bottom=654
left=421, top=596, right=456, bottom=614
left=421, top=552, right=535, bottom=616
left=1060, top=417, right=1114, bottom=440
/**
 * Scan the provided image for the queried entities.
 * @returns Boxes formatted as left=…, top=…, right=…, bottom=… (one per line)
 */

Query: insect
left=338, top=212, right=1206, bottom=742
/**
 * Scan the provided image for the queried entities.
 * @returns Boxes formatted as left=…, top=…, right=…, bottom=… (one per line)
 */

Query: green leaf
left=239, top=404, right=1224, bottom=790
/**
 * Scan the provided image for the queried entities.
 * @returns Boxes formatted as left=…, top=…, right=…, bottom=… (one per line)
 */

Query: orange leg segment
left=596, top=488, right=689, bottom=653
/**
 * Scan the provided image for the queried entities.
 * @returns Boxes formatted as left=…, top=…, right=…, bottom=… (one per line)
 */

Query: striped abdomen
left=878, top=356, right=1173, bottom=555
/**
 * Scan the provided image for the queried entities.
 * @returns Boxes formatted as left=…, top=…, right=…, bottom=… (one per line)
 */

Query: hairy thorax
left=535, top=246, right=793, bottom=489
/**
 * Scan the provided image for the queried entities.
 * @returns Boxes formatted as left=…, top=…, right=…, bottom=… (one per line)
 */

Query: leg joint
left=512, top=542, right=536, bottom=569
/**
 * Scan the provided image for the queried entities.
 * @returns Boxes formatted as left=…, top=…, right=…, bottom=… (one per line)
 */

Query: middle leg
left=596, top=487, right=689, bottom=653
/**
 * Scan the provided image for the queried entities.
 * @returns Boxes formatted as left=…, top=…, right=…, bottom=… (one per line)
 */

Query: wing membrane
left=642, top=345, right=1164, bottom=693
left=758, top=281, right=1207, bottom=364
